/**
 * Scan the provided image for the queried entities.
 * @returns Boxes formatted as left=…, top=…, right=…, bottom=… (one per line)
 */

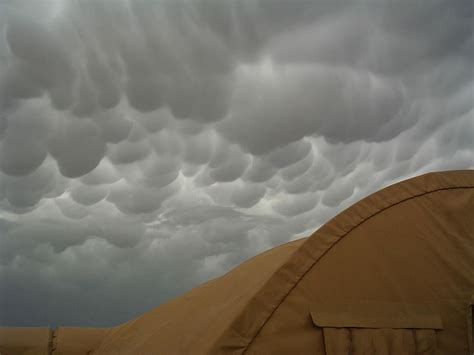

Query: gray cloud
left=0, top=0, right=472, bottom=326
left=218, top=63, right=407, bottom=154
left=69, top=182, right=108, bottom=206
left=49, top=118, right=106, bottom=178
left=0, top=99, right=55, bottom=176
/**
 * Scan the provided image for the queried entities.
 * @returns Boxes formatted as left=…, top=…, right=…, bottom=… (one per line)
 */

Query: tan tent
left=1, top=170, right=473, bottom=354
left=0, top=327, right=50, bottom=354
left=95, top=170, right=474, bottom=354
left=0, top=327, right=110, bottom=355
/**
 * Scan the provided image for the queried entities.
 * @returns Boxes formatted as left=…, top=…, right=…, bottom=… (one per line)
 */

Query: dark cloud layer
left=0, top=0, right=472, bottom=326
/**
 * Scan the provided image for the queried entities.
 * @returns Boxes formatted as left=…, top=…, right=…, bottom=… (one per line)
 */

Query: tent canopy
left=96, top=170, right=474, bottom=354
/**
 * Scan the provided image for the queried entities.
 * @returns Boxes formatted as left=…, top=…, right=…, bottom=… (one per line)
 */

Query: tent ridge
left=210, top=170, right=474, bottom=354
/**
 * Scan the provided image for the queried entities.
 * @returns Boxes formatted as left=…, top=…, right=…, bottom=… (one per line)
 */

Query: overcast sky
left=0, top=0, right=472, bottom=327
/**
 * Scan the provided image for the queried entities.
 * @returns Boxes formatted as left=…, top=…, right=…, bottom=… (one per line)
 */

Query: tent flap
left=310, top=302, right=443, bottom=329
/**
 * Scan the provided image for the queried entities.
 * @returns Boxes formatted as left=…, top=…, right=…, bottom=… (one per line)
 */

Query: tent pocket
left=310, top=302, right=443, bottom=355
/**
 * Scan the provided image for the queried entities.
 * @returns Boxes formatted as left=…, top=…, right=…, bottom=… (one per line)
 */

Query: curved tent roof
left=95, top=170, right=474, bottom=354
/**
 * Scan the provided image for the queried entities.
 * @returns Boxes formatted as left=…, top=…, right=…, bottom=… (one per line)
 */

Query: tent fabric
left=0, top=327, right=50, bottom=355
left=95, top=170, right=474, bottom=354
left=96, top=238, right=306, bottom=354
left=54, top=327, right=111, bottom=355
left=0, top=327, right=111, bottom=355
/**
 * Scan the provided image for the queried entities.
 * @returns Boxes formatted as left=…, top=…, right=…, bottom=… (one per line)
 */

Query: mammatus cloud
left=0, top=0, right=472, bottom=326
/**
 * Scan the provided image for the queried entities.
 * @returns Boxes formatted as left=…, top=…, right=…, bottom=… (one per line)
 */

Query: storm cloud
left=0, top=0, right=472, bottom=326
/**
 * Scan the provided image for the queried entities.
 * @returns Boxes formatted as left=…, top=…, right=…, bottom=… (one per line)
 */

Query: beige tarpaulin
left=0, top=327, right=111, bottom=355
left=1, top=170, right=473, bottom=354
left=96, top=170, right=474, bottom=354
left=0, top=327, right=49, bottom=354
